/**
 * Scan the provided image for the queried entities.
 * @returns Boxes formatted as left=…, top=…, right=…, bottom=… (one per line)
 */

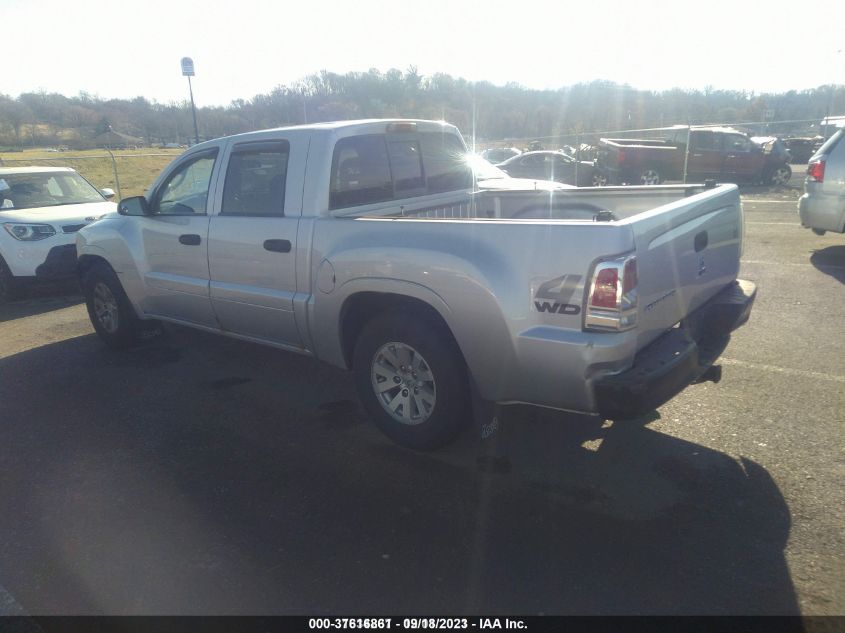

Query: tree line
left=1, top=68, right=843, bottom=149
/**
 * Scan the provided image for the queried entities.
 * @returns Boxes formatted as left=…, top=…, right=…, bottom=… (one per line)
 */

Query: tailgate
left=625, top=184, right=743, bottom=350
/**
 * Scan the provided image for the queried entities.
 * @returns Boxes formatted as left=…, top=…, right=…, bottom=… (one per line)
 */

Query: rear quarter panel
left=306, top=216, right=637, bottom=412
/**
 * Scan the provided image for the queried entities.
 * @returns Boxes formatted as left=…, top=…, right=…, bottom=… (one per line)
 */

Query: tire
left=591, top=171, right=609, bottom=187
left=769, top=164, right=792, bottom=186
left=0, top=254, right=26, bottom=302
left=82, top=262, right=150, bottom=349
left=352, top=310, right=471, bottom=450
left=640, top=168, right=662, bottom=185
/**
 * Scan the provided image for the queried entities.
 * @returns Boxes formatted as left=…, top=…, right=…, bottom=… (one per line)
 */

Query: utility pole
left=181, top=57, right=200, bottom=145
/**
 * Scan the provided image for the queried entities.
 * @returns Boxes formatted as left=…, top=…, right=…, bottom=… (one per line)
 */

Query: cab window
left=222, top=142, right=289, bottom=217
left=330, top=135, right=393, bottom=210
left=154, top=151, right=218, bottom=215
left=723, top=135, right=753, bottom=153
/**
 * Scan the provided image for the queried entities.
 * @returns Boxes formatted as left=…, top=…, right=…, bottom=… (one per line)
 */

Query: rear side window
left=222, top=141, right=290, bottom=217
left=330, top=135, right=393, bottom=209
left=420, top=132, right=472, bottom=193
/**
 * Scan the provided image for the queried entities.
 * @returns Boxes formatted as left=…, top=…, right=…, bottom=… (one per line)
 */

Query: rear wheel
left=640, top=168, right=662, bottom=185
left=353, top=311, right=470, bottom=450
left=591, top=171, right=609, bottom=187
left=0, top=254, right=26, bottom=302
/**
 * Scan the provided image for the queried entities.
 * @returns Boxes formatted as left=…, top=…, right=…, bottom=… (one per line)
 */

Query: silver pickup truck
left=76, top=119, right=756, bottom=450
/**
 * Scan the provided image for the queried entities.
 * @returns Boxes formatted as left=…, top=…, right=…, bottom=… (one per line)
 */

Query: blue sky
left=4, top=0, right=843, bottom=105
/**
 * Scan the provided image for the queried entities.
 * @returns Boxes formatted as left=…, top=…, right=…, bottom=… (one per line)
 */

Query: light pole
left=181, top=57, right=200, bottom=145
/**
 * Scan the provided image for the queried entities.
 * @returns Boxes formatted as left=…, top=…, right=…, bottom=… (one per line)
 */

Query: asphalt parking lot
left=0, top=182, right=843, bottom=615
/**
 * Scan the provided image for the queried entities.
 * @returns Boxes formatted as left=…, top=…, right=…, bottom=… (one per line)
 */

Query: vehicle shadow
left=810, top=245, right=845, bottom=284
left=0, top=330, right=798, bottom=615
left=0, top=281, right=82, bottom=323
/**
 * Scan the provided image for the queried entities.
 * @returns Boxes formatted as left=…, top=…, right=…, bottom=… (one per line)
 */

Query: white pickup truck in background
left=76, top=119, right=756, bottom=450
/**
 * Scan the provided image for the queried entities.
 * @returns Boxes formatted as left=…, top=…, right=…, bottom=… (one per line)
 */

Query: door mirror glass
left=118, top=196, right=150, bottom=216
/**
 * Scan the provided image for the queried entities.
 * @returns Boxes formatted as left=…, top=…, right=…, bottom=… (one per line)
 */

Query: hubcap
left=641, top=170, right=660, bottom=185
left=774, top=168, right=790, bottom=185
left=92, top=282, right=119, bottom=334
left=371, top=342, right=436, bottom=425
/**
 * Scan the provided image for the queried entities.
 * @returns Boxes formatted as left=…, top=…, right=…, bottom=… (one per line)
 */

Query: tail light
left=807, top=160, right=825, bottom=183
left=617, top=150, right=626, bottom=163
left=585, top=255, right=638, bottom=332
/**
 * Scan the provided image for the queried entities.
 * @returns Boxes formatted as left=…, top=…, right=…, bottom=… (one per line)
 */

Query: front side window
left=330, top=135, right=393, bottom=210
left=222, top=142, right=289, bottom=217
left=723, top=135, right=753, bottom=153
left=691, top=132, right=718, bottom=151
left=155, top=152, right=217, bottom=215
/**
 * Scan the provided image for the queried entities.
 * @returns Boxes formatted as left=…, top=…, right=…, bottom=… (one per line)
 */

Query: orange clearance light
left=387, top=122, right=417, bottom=133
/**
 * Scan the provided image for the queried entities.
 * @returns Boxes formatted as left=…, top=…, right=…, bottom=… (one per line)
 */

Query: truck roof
left=192, top=119, right=462, bottom=149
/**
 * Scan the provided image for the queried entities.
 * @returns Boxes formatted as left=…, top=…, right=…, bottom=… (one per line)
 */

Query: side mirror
left=101, top=188, right=115, bottom=200
left=117, top=196, right=151, bottom=216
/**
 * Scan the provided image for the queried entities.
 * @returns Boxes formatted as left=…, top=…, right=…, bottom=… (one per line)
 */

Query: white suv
left=0, top=166, right=116, bottom=300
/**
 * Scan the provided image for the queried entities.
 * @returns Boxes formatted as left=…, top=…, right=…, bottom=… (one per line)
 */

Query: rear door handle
left=179, top=234, right=201, bottom=246
left=263, top=239, right=292, bottom=253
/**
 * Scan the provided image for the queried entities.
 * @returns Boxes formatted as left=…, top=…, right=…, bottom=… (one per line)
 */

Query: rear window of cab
left=329, top=132, right=471, bottom=210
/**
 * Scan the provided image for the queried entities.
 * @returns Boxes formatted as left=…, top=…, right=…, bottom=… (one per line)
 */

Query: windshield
left=467, top=154, right=507, bottom=179
left=0, top=171, right=104, bottom=210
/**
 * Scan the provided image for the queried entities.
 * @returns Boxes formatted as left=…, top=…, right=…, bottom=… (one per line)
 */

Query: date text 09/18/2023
left=308, top=618, right=527, bottom=630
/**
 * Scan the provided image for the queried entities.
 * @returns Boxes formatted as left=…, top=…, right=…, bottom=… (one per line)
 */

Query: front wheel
left=769, top=164, right=792, bottom=186
left=83, top=262, right=153, bottom=349
left=352, top=311, right=471, bottom=450
left=591, top=171, right=609, bottom=187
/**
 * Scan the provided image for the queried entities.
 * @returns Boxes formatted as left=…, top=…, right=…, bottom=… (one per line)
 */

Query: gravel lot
left=0, top=181, right=842, bottom=615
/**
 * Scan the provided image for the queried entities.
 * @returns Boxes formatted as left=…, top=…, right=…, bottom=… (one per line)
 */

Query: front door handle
left=263, top=239, right=292, bottom=253
left=179, top=234, right=201, bottom=246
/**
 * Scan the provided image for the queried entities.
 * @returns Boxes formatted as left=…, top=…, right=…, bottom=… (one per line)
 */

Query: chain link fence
left=0, top=150, right=181, bottom=199
left=0, top=115, right=839, bottom=196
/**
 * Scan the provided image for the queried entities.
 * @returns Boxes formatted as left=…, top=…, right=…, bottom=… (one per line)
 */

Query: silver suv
left=799, top=128, right=845, bottom=235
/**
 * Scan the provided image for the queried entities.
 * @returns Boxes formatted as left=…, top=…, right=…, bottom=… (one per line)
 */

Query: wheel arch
left=338, top=290, right=466, bottom=372
left=77, top=253, right=113, bottom=280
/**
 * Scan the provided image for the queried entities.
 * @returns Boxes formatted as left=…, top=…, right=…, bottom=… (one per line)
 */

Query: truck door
left=207, top=138, right=304, bottom=348
left=140, top=149, right=218, bottom=327
left=686, top=131, right=723, bottom=180
left=722, top=134, right=764, bottom=183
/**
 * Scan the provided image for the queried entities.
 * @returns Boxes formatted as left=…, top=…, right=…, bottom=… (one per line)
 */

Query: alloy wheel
left=370, top=342, right=437, bottom=425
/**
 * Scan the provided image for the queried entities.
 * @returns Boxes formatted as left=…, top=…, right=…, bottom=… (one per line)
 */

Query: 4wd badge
left=532, top=274, right=582, bottom=315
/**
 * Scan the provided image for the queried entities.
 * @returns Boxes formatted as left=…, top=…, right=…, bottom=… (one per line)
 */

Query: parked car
left=798, top=128, right=845, bottom=235
left=597, top=127, right=792, bottom=186
left=0, top=167, right=116, bottom=300
left=480, top=147, right=521, bottom=164
left=784, top=137, right=822, bottom=164
left=77, top=119, right=755, bottom=450
left=496, top=150, right=604, bottom=186
left=469, top=155, right=575, bottom=191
